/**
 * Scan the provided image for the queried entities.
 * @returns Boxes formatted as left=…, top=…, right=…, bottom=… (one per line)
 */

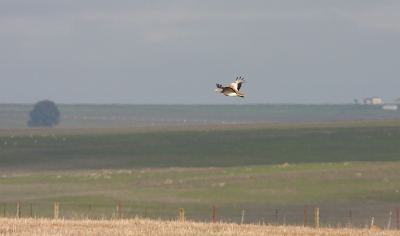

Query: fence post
left=145, top=207, right=147, bottom=218
left=30, top=203, right=32, bottom=218
left=212, top=204, right=216, bottom=223
left=397, top=207, right=399, bottom=230
left=349, top=210, right=353, bottom=228
left=118, top=201, right=122, bottom=220
left=304, top=205, right=307, bottom=227
left=241, top=209, right=245, bottom=225
left=54, top=202, right=59, bottom=219
left=314, top=208, right=319, bottom=228
left=88, top=205, right=91, bottom=220
left=3, top=203, right=5, bottom=217
left=275, top=209, right=278, bottom=226
left=17, top=201, right=21, bottom=218
left=179, top=208, right=185, bottom=221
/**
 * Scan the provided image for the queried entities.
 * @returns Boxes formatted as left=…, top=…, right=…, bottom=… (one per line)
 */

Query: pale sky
left=1, top=1, right=399, bottom=104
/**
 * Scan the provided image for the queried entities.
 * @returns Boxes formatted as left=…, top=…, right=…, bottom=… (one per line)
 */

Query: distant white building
left=371, top=96, right=382, bottom=105
left=359, top=96, right=382, bottom=105
left=382, top=104, right=398, bottom=110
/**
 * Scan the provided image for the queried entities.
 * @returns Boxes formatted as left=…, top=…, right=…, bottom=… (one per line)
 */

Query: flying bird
left=214, top=77, right=246, bottom=98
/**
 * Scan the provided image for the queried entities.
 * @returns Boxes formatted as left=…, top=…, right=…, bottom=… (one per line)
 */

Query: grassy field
left=0, top=218, right=396, bottom=235
left=1, top=120, right=400, bottom=170
left=1, top=162, right=400, bottom=228
left=1, top=120, right=400, bottom=228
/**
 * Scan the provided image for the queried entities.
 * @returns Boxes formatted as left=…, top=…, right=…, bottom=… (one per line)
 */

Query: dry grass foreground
left=0, top=218, right=397, bottom=236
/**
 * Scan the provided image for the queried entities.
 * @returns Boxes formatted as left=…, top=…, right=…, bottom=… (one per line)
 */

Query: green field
left=1, top=162, right=400, bottom=227
left=1, top=120, right=400, bottom=228
left=1, top=120, right=400, bottom=170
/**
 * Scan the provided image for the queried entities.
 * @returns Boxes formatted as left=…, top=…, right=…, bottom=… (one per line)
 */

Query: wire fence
left=2, top=201, right=399, bottom=230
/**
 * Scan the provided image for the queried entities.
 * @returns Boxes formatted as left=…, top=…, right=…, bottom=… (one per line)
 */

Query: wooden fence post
left=30, top=203, right=32, bottom=218
left=17, top=201, right=21, bottom=218
left=3, top=203, right=5, bottom=217
left=349, top=210, right=353, bottom=228
left=275, top=209, right=278, bottom=226
left=212, top=204, right=216, bottom=223
left=54, top=202, right=59, bottom=219
left=179, top=208, right=185, bottom=221
left=314, top=208, right=319, bottom=228
left=88, top=205, right=91, bottom=219
left=303, top=205, right=307, bottom=227
left=118, top=201, right=122, bottom=220
left=397, top=207, right=399, bottom=230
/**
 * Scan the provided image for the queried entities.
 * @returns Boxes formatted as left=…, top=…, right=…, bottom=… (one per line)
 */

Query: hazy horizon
left=0, top=102, right=368, bottom=105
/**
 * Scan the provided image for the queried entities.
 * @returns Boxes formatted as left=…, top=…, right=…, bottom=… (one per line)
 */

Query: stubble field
left=1, top=217, right=398, bottom=236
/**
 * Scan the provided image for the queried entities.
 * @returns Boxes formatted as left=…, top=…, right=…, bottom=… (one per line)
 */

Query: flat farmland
left=1, top=120, right=400, bottom=228
left=1, top=162, right=400, bottom=228
left=1, top=120, right=400, bottom=170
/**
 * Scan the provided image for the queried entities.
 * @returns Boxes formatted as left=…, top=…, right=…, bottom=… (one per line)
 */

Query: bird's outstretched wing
left=235, top=77, right=246, bottom=91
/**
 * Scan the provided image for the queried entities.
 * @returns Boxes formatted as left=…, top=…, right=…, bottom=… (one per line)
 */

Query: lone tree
left=27, top=100, right=60, bottom=127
